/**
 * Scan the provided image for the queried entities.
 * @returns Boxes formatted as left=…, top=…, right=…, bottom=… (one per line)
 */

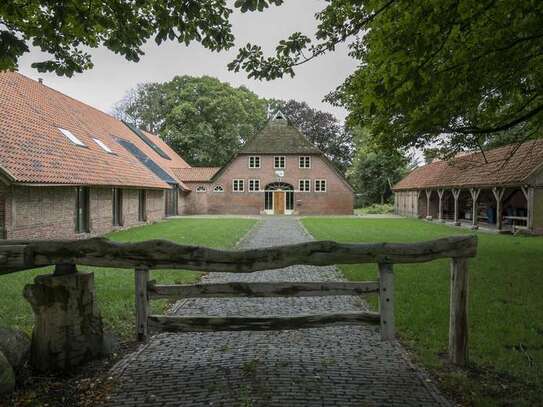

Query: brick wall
left=4, top=185, right=166, bottom=240
left=181, top=154, right=354, bottom=215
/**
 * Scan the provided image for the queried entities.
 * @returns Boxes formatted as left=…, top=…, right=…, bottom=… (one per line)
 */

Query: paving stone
left=105, top=217, right=449, bottom=406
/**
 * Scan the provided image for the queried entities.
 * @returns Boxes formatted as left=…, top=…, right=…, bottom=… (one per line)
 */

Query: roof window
left=59, top=128, right=86, bottom=147
left=93, top=138, right=114, bottom=154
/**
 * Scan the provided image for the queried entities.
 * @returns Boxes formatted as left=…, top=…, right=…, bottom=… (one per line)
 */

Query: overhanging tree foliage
left=0, top=0, right=283, bottom=76
left=228, top=0, right=543, bottom=155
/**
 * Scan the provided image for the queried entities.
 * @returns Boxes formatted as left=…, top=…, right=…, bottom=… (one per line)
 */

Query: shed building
left=393, top=140, right=543, bottom=234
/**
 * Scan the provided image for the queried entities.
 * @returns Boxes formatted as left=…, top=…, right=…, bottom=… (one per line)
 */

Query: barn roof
left=0, top=72, right=190, bottom=189
left=240, top=117, right=321, bottom=155
left=393, top=139, right=543, bottom=190
left=171, top=167, right=221, bottom=182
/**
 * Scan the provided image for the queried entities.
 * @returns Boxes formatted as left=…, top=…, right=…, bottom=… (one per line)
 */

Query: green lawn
left=302, top=217, right=543, bottom=406
left=1, top=218, right=256, bottom=339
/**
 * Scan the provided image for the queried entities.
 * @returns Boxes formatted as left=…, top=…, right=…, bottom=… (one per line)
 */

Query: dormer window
left=299, top=156, right=311, bottom=168
left=248, top=156, right=261, bottom=168
left=59, top=128, right=86, bottom=147
left=93, top=138, right=114, bottom=154
left=274, top=156, right=285, bottom=169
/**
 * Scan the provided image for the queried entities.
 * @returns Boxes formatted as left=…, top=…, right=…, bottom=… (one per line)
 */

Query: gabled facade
left=176, top=115, right=354, bottom=215
left=0, top=72, right=191, bottom=239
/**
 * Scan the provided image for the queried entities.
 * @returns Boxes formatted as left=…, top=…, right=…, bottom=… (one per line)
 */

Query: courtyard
left=2, top=216, right=541, bottom=405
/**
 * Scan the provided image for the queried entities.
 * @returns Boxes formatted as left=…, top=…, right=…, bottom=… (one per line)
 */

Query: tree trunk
left=23, top=271, right=109, bottom=372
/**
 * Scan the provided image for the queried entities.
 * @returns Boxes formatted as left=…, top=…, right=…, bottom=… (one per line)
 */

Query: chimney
left=38, top=78, right=43, bottom=84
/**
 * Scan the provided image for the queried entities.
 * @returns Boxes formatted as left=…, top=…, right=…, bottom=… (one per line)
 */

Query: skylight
left=93, top=138, right=114, bottom=154
left=58, top=128, right=86, bottom=147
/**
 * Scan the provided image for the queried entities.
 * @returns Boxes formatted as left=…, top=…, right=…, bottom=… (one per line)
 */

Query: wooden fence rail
left=0, top=235, right=477, bottom=367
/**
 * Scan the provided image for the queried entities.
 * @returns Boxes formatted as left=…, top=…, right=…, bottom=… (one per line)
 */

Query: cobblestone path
left=106, top=217, right=449, bottom=406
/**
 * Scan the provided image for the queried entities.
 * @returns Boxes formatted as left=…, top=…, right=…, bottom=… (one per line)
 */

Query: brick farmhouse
left=175, top=112, right=354, bottom=216
left=393, top=140, right=543, bottom=234
left=0, top=73, right=353, bottom=239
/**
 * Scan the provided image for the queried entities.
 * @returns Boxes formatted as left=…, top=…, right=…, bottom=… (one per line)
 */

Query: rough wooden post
left=437, top=189, right=445, bottom=222
left=135, top=266, right=150, bottom=341
left=378, top=263, right=395, bottom=341
left=425, top=189, right=432, bottom=220
left=469, top=188, right=480, bottom=229
left=23, top=265, right=108, bottom=372
left=492, top=187, right=505, bottom=231
left=521, top=186, right=534, bottom=231
left=449, top=257, right=469, bottom=366
left=452, top=189, right=461, bottom=226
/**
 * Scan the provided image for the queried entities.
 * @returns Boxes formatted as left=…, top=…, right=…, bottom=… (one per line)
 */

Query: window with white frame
left=59, top=128, right=86, bottom=147
left=213, top=185, right=224, bottom=192
left=299, top=156, right=311, bottom=168
left=93, top=138, right=114, bottom=154
left=248, top=156, right=261, bottom=168
left=232, top=179, right=245, bottom=192
left=249, top=179, right=260, bottom=192
left=315, top=179, right=327, bottom=192
left=196, top=185, right=207, bottom=192
left=274, top=156, right=285, bottom=169
left=299, top=179, right=310, bottom=192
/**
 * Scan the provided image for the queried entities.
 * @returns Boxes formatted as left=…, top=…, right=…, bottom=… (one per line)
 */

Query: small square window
left=248, top=156, right=261, bottom=168
left=299, top=156, right=311, bottom=168
left=274, top=156, right=285, bottom=169
left=299, top=179, right=311, bottom=192
left=315, top=179, right=327, bottom=192
left=233, top=179, right=245, bottom=192
left=249, top=179, right=260, bottom=192
left=59, top=128, right=86, bottom=147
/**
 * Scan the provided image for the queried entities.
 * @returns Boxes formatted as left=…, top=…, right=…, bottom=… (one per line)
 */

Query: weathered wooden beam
left=147, top=311, right=381, bottom=333
left=378, top=263, right=395, bottom=341
left=148, top=281, right=380, bottom=300
left=492, top=187, right=505, bottom=231
left=449, top=257, right=469, bottom=366
left=469, top=188, right=481, bottom=229
left=135, top=267, right=150, bottom=342
left=437, top=189, right=445, bottom=222
left=452, top=189, right=461, bottom=226
left=0, top=235, right=478, bottom=274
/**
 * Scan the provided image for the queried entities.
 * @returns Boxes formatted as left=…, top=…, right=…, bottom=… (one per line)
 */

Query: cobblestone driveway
left=106, top=217, right=449, bottom=406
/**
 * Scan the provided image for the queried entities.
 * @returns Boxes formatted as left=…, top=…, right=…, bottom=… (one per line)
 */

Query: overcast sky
left=17, top=1, right=358, bottom=121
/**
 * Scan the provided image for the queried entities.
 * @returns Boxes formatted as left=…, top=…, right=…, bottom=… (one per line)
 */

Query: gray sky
left=18, top=1, right=357, bottom=121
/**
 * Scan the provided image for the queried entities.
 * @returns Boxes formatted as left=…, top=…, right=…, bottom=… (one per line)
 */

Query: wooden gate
left=0, top=235, right=476, bottom=366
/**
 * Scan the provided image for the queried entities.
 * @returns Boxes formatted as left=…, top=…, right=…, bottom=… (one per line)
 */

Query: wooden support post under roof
left=425, top=189, right=432, bottom=220
left=492, top=187, right=505, bottom=231
left=437, top=189, right=445, bottom=222
left=521, top=186, right=534, bottom=232
left=469, top=188, right=481, bottom=229
left=452, top=189, right=461, bottom=226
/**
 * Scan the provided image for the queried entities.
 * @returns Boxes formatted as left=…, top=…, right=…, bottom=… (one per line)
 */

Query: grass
left=302, top=217, right=543, bottom=406
left=354, top=203, right=394, bottom=215
left=1, top=218, right=256, bottom=339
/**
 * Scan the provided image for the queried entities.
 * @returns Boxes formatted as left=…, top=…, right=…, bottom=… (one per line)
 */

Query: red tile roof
left=0, top=72, right=190, bottom=189
left=394, top=139, right=543, bottom=190
left=172, top=167, right=221, bottom=182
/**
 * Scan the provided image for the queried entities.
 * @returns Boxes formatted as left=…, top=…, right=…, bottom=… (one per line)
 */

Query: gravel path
left=106, top=217, right=449, bottom=407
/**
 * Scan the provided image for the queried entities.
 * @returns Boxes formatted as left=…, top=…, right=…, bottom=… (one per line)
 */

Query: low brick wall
left=2, top=185, right=166, bottom=240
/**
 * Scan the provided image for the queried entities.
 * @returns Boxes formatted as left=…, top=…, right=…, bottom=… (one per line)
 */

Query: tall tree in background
left=115, top=78, right=353, bottom=170
left=229, top=1, right=543, bottom=156
left=348, top=128, right=410, bottom=206
left=271, top=100, right=353, bottom=173
left=114, top=76, right=267, bottom=167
